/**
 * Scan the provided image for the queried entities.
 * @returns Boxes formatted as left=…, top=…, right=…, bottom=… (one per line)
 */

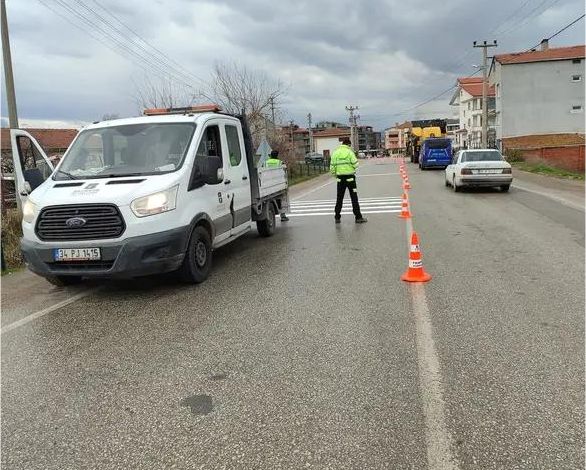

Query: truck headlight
left=131, top=185, right=178, bottom=217
left=23, top=200, right=37, bottom=223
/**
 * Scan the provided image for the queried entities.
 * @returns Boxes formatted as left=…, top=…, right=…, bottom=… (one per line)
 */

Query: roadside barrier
left=401, top=232, right=431, bottom=283
left=398, top=193, right=412, bottom=219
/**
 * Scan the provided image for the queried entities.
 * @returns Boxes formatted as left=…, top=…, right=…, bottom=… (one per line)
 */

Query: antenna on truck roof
left=143, top=104, right=222, bottom=116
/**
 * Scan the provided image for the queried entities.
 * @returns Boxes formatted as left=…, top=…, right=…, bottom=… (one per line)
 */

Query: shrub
left=1, top=209, right=23, bottom=270
left=504, top=148, right=525, bottom=162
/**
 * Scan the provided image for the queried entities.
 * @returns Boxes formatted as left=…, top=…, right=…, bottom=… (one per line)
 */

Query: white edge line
left=512, top=182, right=585, bottom=212
left=292, top=179, right=335, bottom=201
left=405, top=219, right=458, bottom=470
left=1, top=288, right=100, bottom=334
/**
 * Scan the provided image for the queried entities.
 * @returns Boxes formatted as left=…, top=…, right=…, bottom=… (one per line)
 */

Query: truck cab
left=12, top=106, right=288, bottom=286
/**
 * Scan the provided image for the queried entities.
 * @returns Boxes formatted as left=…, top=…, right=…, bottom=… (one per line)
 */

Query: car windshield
left=462, top=150, right=503, bottom=162
left=55, top=123, right=195, bottom=179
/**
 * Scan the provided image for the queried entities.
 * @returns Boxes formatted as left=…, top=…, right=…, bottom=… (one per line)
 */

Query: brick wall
left=512, top=145, right=585, bottom=172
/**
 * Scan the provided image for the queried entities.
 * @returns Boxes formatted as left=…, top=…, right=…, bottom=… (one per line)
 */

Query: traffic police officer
left=330, top=138, right=367, bottom=224
left=264, top=150, right=289, bottom=222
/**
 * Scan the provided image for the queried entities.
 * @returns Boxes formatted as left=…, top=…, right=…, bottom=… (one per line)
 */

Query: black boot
left=355, top=217, right=368, bottom=224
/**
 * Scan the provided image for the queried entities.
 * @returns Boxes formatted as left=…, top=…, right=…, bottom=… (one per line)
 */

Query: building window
left=572, top=59, right=582, bottom=64
left=571, top=75, right=582, bottom=82
left=570, top=105, right=583, bottom=114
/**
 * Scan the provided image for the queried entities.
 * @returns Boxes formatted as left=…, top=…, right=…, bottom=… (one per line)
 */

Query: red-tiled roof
left=1, top=128, right=78, bottom=151
left=313, top=128, right=351, bottom=138
left=503, top=133, right=585, bottom=149
left=495, top=45, right=585, bottom=65
left=457, top=77, right=495, bottom=97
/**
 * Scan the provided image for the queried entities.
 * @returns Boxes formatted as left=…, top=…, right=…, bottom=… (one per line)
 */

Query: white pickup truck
left=11, top=105, right=289, bottom=286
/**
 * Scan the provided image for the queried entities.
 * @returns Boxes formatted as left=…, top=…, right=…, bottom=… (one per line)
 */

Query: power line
left=37, top=0, right=202, bottom=90
left=525, top=13, right=585, bottom=51
left=71, top=0, right=204, bottom=86
left=86, top=0, right=207, bottom=87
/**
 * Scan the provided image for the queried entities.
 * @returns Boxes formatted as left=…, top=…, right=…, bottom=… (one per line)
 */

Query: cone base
left=398, top=213, right=412, bottom=219
left=401, top=270, right=432, bottom=283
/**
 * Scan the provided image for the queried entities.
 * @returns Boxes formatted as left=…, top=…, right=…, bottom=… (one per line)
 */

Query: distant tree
left=101, top=113, right=120, bottom=121
left=132, top=76, right=196, bottom=114
left=199, top=62, right=286, bottom=147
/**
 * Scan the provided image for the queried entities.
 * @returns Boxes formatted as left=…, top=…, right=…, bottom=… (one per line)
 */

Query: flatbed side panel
left=258, top=166, right=288, bottom=199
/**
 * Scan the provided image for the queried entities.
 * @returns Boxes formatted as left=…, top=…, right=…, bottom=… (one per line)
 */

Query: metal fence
left=287, top=160, right=330, bottom=181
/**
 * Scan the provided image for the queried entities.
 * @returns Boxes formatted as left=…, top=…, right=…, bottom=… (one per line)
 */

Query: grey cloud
left=2, top=0, right=583, bottom=129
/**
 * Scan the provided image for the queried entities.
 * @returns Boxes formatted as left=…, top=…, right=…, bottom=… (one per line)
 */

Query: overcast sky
left=1, top=0, right=584, bottom=130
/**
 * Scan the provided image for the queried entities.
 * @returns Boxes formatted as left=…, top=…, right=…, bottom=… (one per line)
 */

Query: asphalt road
left=2, top=159, right=584, bottom=469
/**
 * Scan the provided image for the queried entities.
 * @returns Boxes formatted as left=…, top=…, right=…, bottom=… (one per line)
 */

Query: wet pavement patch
left=180, top=394, right=213, bottom=415
left=209, top=372, right=228, bottom=381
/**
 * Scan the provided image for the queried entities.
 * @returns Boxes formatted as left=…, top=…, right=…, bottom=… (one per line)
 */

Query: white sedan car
left=445, top=149, right=513, bottom=192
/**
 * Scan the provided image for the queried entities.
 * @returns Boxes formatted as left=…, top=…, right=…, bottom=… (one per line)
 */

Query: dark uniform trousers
left=335, top=174, right=363, bottom=220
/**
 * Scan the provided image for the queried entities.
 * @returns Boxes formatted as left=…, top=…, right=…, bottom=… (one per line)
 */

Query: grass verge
left=512, top=162, right=585, bottom=181
left=1, top=209, right=23, bottom=272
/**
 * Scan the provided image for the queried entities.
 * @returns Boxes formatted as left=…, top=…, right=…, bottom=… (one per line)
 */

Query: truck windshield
left=462, top=150, right=503, bottom=162
left=55, top=123, right=195, bottom=179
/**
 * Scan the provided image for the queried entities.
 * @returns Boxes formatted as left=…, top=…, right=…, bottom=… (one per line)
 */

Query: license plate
left=53, top=248, right=101, bottom=261
left=476, top=169, right=499, bottom=174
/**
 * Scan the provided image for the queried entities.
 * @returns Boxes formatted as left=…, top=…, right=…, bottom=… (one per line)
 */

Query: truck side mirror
left=202, top=156, right=223, bottom=185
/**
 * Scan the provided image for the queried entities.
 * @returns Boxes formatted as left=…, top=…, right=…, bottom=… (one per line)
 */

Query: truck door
left=222, top=122, right=251, bottom=234
left=192, top=123, right=232, bottom=243
left=10, top=129, right=55, bottom=208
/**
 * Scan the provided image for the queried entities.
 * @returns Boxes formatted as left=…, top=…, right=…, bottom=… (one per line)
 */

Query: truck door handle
left=242, top=175, right=248, bottom=180
left=224, top=179, right=231, bottom=185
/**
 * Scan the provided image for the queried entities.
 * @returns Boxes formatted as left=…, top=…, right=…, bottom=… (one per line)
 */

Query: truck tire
left=45, top=275, right=83, bottom=287
left=179, top=226, right=212, bottom=284
left=501, top=184, right=510, bottom=192
left=257, top=203, right=276, bottom=237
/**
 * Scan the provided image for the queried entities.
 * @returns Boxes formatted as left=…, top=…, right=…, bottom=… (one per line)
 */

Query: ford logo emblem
left=65, top=217, right=87, bottom=228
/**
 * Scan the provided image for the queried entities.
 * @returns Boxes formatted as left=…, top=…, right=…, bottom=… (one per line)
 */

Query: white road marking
left=512, top=182, right=585, bottom=211
left=288, top=209, right=401, bottom=217
left=404, top=218, right=459, bottom=470
left=291, top=197, right=402, bottom=205
left=1, top=288, right=100, bottom=335
left=290, top=201, right=402, bottom=209
left=357, top=172, right=400, bottom=177
left=292, top=179, right=335, bottom=201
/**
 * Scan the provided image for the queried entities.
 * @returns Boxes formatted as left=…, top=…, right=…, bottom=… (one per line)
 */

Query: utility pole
left=307, top=113, right=314, bottom=153
left=1, top=0, right=18, bottom=129
left=269, top=97, right=276, bottom=127
left=288, top=120, right=294, bottom=142
left=345, top=105, right=359, bottom=152
left=473, top=40, right=497, bottom=148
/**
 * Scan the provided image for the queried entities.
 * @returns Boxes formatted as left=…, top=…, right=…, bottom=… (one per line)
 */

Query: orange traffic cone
left=398, top=193, right=412, bottom=219
left=401, top=232, right=431, bottom=282
left=403, top=179, right=411, bottom=190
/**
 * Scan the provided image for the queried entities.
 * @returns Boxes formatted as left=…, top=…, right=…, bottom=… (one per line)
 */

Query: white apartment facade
left=449, top=77, right=496, bottom=149
left=489, top=41, right=585, bottom=144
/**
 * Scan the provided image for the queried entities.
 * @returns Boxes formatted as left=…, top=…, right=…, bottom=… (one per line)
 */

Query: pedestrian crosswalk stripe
left=288, top=196, right=403, bottom=218
left=288, top=209, right=401, bottom=217
left=291, top=197, right=401, bottom=205
left=290, top=201, right=401, bottom=208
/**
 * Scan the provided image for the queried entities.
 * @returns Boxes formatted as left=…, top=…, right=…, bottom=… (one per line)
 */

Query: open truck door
left=10, top=129, right=55, bottom=208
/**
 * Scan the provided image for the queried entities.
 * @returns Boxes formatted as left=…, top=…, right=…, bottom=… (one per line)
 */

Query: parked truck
left=405, top=119, right=447, bottom=164
left=11, top=105, right=289, bottom=286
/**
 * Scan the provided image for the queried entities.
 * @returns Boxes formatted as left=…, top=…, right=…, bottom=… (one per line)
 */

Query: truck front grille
left=35, top=204, right=125, bottom=241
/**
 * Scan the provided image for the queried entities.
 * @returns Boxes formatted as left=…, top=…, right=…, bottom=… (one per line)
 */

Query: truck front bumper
left=21, top=226, right=190, bottom=279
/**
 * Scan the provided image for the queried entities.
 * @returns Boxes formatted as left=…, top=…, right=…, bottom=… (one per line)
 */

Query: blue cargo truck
left=419, top=138, right=452, bottom=170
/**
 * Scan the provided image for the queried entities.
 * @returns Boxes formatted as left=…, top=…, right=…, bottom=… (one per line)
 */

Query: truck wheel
left=179, top=226, right=212, bottom=284
left=257, top=203, right=276, bottom=237
left=500, top=184, right=510, bottom=192
left=45, top=275, right=82, bottom=287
